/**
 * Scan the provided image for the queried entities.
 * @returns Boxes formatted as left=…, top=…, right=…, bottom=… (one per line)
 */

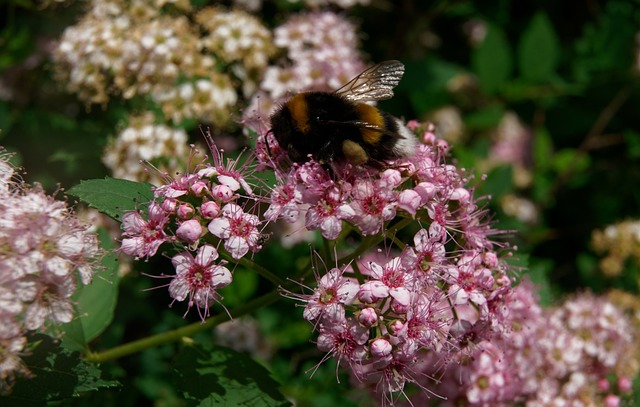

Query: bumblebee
left=269, top=60, right=417, bottom=166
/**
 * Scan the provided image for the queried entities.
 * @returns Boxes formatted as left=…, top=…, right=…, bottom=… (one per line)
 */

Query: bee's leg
left=342, top=140, right=369, bottom=166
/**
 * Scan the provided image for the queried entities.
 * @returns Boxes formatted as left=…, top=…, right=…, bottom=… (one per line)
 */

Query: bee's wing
left=335, top=60, right=405, bottom=103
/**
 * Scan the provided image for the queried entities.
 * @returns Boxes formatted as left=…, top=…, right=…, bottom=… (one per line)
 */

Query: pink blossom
left=302, top=267, right=358, bottom=322
left=169, top=245, right=232, bottom=318
left=365, top=258, right=412, bottom=308
left=264, top=176, right=302, bottom=223
left=349, top=178, right=396, bottom=236
left=154, top=173, right=202, bottom=199
left=120, top=201, right=170, bottom=258
left=208, top=203, right=261, bottom=259
left=203, top=136, right=255, bottom=196
left=305, top=186, right=354, bottom=240
left=316, top=318, right=369, bottom=363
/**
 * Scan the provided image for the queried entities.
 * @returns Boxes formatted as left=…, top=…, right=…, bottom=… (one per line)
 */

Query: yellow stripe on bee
left=355, top=103, right=384, bottom=144
left=287, top=94, right=310, bottom=133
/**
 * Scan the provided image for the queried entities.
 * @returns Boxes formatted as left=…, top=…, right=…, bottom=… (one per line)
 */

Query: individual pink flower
left=169, top=245, right=232, bottom=319
left=263, top=175, right=302, bottom=223
left=301, top=267, right=359, bottom=322
left=154, top=173, right=203, bottom=199
left=349, top=177, right=397, bottom=236
left=305, top=186, right=355, bottom=240
left=202, top=134, right=255, bottom=196
left=316, top=318, right=369, bottom=364
left=208, top=203, right=262, bottom=259
left=360, top=258, right=412, bottom=309
left=120, top=201, right=170, bottom=258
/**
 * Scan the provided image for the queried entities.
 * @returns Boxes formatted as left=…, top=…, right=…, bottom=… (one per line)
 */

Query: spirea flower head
left=53, top=0, right=240, bottom=128
left=102, top=112, right=189, bottom=183
left=119, top=134, right=265, bottom=319
left=53, top=1, right=202, bottom=106
left=591, top=219, right=640, bottom=277
left=393, top=281, right=639, bottom=406
left=268, top=122, right=520, bottom=402
left=196, top=7, right=275, bottom=71
left=0, top=151, right=102, bottom=394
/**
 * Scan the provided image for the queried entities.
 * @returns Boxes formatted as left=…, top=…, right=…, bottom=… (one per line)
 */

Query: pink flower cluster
left=260, top=122, right=470, bottom=242
left=0, top=151, right=101, bottom=394
left=404, top=281, right=636, bottom=406
left=267, top=123, right=518, bottom=401
left=119, top=138, right=265, bottom=319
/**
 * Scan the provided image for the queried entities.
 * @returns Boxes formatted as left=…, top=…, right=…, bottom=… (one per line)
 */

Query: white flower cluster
left=197, top=7, right=275, bottom=72
left=54, top=1, right=205, bottom=105
left=102, top=113, right=189, bottom=183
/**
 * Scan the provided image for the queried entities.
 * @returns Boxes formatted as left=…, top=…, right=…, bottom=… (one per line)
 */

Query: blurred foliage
left=2, top=0, right=640, bottom=405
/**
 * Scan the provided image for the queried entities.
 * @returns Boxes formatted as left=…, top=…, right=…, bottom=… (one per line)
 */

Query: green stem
left=220, top=252, right=285, bottom=286
left=85, top=290, right=280, bottom=363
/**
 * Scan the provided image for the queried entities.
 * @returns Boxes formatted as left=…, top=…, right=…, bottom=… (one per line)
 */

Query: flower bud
left=211, top=184, right=234, bottom=202
left=358, top=307, right=378, bottom=327
left=176, top=219, right=203, bottom=243
left=357, top=281, right=389, bottom=304
left=597, top=378, right=610, bottom=392
left=161, top=198, right=177, bottom=213
left=190, top=181, right=209, bottom=197
left=388, top=320, right=404, bottom=335
left=370, top=338, right=392, bottom=358
left=618, top=376, right=632, bottom=393
left=200, top=201, right=220, bottom=219
left=604, top=394, right=620, bottom=407
left=176, top=203, right=195, bottom=220
left=397, top=190, right=421, bottom=216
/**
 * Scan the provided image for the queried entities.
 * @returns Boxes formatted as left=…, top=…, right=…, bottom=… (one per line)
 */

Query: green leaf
left=518, top=13, right=559, bottom=82
left=4, top=334, right=120, bottom=406
left=573, top=1, right=637, bottom=82
left=218, top=268, right=259, bottom=308
left=464, top=105, right=505, bottom=131
left=398, top=57, right=463, bottom=113
left=67, top=178, right=154, bottom=221
left=552, top=148, right=590, bottom=174
left=61, top=228, right=121, bottom=351
left=476, top=165, right=513, bottom=199
left=624, top=130, right=640, bottom=159
left=472, top=25, right=512, bottom=94
left=172, top=341, right=290, bottom=407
